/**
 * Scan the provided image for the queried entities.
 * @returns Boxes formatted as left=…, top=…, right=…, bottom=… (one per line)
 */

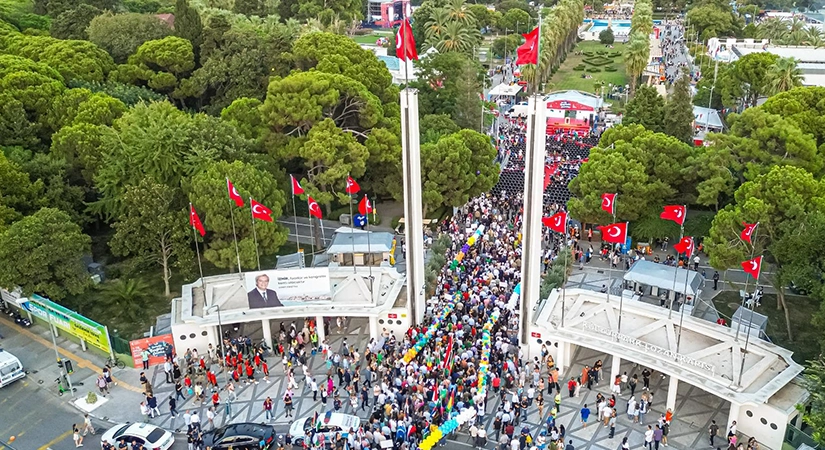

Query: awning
left=326, top=231, right=394, bottom=254
left=488, top=83, right=523, bottom=97
left=623, top=260, right=703, bottom=297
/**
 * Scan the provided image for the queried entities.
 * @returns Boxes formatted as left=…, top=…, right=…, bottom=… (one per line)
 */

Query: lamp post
left=44, top=302, right=74, bottom=397
left=206, top=304, right=231, bottom=415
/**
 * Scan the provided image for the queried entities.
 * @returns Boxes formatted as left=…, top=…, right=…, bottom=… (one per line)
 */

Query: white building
left=708, top=38, right=825, bottom=87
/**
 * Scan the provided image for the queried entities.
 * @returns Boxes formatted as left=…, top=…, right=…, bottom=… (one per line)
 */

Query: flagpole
left=190, top=203, right=205, bottom=285
left=307, top=203, right=316, bottom=252
left=675, top=247, right=693, bottom=356
left=606, top=196, right=616, bottom=305
left=737, top=253, right=762, bottom=387
left=250, top=197, right=261, bottom=270
left=561, top=217, right=568, bottom=328
left=348, top=175, right=356, bottom=272
left=366, top=198, right=374, bottom=295
left=292, top=192, right=301, bottom=253
left=617, top=221, right=627, bottom=334
left=668, top=206, right=686, bottom=320
left=734, top=223, right=759, bottom=342
left=226, top=178, right=243, bottom=273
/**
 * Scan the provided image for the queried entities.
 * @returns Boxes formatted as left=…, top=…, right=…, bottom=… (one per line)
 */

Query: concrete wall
left=734, top=402, right=792, bottom=450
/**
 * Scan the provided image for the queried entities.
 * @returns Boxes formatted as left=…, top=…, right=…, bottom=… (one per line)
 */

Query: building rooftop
left=544, top=90, right=604, bottom=110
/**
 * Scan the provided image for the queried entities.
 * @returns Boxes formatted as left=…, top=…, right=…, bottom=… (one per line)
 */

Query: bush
left=582, top=51, right=594, bottom=56
left=599, top=27, right=615, bottom=45
left=590, top=68, right=602, bottom=72
left=604, top=66, right=618, bottom=72
left=86, top=391, right=98, bottom=404
left=573, top=64, right=586, bottom=71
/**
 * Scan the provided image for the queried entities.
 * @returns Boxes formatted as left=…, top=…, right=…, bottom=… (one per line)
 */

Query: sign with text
left=21, top=294, right=111, bottom=353
left=129, top=334, right=174, bottom=368
left=237, top=268, right=332, bottom=310
left=547, top=100, right=595, bottom=112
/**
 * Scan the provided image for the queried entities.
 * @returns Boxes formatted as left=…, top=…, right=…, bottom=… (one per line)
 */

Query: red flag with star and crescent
left=308, top=197, right=323, bottom=219
left=346, top=176, right=360, bottom=195
left=291, top=175, right=305, bottom=196
left=599, top=222, right=627, bottom=244
left=601, top=193, right=616, bottom=215
left=189, top=203, right=206, bottom=237
left=250, top=199, right=273, bottom=222
left=660, top=205, right=686, bottom=226
left=515, top=27, right=539, bottom=65
left=741, top=222, right=758, bottom=244
left=541, top=211, right=568, bottom=234
left=741, top=255, right=762, bottom=279
left=395, top=19, right=419, bottom=61
left=227, top=178, right=244, bottom=207
left=358, top=195, right=373, bottom=216
left=673, top=236, right=694, bottom=257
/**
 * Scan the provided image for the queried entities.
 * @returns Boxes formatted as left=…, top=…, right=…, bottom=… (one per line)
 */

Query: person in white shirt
left=644, top=425, right=654, bottom=450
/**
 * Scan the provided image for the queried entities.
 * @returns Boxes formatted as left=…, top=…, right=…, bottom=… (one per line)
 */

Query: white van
left=0, top=349, right=25, bottom=387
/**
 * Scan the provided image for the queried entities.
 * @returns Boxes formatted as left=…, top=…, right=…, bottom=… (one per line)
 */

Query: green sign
left=25, top=294, right=112, bottom=354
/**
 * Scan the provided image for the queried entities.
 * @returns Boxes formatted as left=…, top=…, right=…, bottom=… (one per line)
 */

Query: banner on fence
left=129, top=334, right=175, bottom=368
left=18, top=293, right=112, bottom=354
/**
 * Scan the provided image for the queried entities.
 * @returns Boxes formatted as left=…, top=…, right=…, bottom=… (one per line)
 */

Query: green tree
left=87, top=12, right=172, bottom=63
left=0, top=208, right=91, bottom=300
left=109, top=179, right=193, bottom=297
left=624, top=32, right=649, bottom=95
left=721, top=52, right=778, bottom=108
left=467, top=4, right=498, bottom=30
left=798, top=357, right=825, bottom=446
left=705, top=165, right=825, bottom=342
left=491, top=34, right=521, bottom=58
left=686, top=1, right=740, bottom=41
left=662, top=72, right=695, bottom=144
left=421, top=129, right=498, bottom=214
left=45, top=88, right=127, bottom=132
left=497, top=8, right=530, bottom=33
left=173, top=0, right=202, bottom=52
left=187, top=160, right=288, bottom=271
left=0, top=94, right=40, bottom=148
left=598, top=26, right=614, bottom=45
left=130, top=36, right=196, bottom=75
left=97, top=278, right=159, bottom=325
left=622, top=85, right=664, bottom=133
left=233, top=0, right=268, bottom=16
left=50, top=122, right=115, bottom=185
left=412, top=52, right=484, bottom=129
left=49, top=4, right=102, bottom=40
left=767, top=57, right=803, bottom=96
left=420, top=114, right=460, bottom=144
left=0, top=151, right=45, bottom=227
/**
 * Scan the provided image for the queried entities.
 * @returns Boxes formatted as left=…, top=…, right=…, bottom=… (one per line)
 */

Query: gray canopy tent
left=731, top=306, right=768, bottom=339
left=623, top=260, right=704, bottom=310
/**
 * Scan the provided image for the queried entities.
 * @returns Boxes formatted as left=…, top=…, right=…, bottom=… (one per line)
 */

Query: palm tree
left=756, top=18, right=789, bottom=42
left=425, top=8, right=451, bottom=44
left=445, top=0, right=476, bottom=27
left=625, top=32, right=650, bottom=96
left=435, top=21, right=479, bottom=53
left=804, top=26, right=824, bottom=47
left=99, top=278, right=158, bottom=325
left=767, top=57, right=804, bottom=95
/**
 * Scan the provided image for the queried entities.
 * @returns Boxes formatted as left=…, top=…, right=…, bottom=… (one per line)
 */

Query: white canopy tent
left=488, top=83, right=523, bottom=97
left=623, top=260, right=703, bottom=298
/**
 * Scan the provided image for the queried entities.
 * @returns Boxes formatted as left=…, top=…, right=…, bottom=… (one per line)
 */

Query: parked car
left=203, top=422, right=279, bottom=450
left=788, top=280, right=811, bottom=296
left=290, top=412, right=360, bottom=446
left=101, top=423, right=174, bottom=450
left=0, top=349, right=25, bottom=388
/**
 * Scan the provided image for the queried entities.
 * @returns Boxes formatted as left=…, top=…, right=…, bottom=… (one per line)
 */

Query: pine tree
left=623, top=85, right=664, bottom=133
left=175, top=0, right=203, bottom=52
left=662, top=70, right=695, bottom=145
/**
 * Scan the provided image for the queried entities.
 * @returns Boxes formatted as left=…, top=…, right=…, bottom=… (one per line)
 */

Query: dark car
left=203, top=423, right=279, bottom=450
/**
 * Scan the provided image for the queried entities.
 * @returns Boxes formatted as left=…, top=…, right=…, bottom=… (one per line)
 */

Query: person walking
left=644, top=425, right=654, bottom=450
left=96, top=375, right=109, bottom=397
left=73, top=424, right=84, bottom=447
left=608, top=411, right=617, bottom=439
left=284, top=392, right=294, bottom=418
left=554, top=392, right=561, bottom=413
left=713, top=271, right=720, bottom=290
left=164, top=359, right=173, bottom=384
left=147, top=394, right=160, bottom=418
left=653, top=424, right=663, bottom=450
left=82, top=414, right=95, bottom=436
left=580, top=404, right=590, bottom=428
left=709, top=420, right=719, bottom=447
left=141, top=348, right=150, bottom=370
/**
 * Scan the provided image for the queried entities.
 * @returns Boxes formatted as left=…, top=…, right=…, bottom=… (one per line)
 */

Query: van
left=0, top=349, right=25, bottom=387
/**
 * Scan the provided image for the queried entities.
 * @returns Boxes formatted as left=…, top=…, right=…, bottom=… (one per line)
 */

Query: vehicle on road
left=290, top=412, right=360, bottom=445
left=203, top=422, right=278, bottom=450
left=0, top=349, right=25, bottom=388
left=101, top=423, right=174, bottom=450
left=506, top=101, right=529, bottom=118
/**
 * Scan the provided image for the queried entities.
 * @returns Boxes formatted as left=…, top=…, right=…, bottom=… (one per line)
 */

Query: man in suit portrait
left=247, top=274, right=282, bottom=309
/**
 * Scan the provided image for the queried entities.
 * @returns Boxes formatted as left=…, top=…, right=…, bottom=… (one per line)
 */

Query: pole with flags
left=396, top=18, right=418, bottom=86
left=738, top=254, right=763, bottom=386
left=598, top=220, right=628, bottom=335
left=226, top=178, right=244, bottom=273
left=249, top=198, right=274, bottom=270
left=542, top=211, right=569, bottom=327
left=189, top=203, right=206, bottom=283
left=290, top=175, right=305, bottom=253
left=346, top=175, right=360, bottom=271
left=660, top=204, right=687, bottom=319
left=515, top=21, right=540, bottom=91
left=675, top=236, right=695, bottom=356
left=359, top=195, right=375, bottom=293
left=599, top=193, right=617, bottom=304
left=308, top=196, right=324, bottom=250
left=735, top=222, right=759, bottom=342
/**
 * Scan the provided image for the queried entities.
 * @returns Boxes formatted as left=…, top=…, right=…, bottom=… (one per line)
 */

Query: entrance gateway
left=528, top=288, right=807, bottom=450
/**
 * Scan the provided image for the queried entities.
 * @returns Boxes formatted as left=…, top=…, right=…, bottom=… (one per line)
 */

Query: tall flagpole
left=561, top=215, right=568, bottom=328
left=675, top=241, right=693, bottom=356
left=738, top=254, right=762, bottom=387
left=190, top=203, right=205, bottom=285
left=617, top=221, right=628, bottom=334
left=606, top=195, right=616, bottom=305
left=307, top=202, right=316, bottom=252
left=348, top=175, right=356, bottom=272
left=668, top=205, right=687, bottom=320
left=249, top=197, right=261, bottom=270
left=226, top=178, right=243, bottom=273
left=291, top=176, right=301, bottom=253
left=366, top=197, right=374, bottom=294
left=735, top=223, right=759, bottom=342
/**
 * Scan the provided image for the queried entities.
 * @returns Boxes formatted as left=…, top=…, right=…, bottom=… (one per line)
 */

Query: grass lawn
left=713, top=290, right=821, bottom=365
left=549, top=40, right=628, bottom=93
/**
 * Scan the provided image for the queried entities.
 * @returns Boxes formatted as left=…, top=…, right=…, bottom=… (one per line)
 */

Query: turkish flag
left=189, top=203, right=206, bottom=237
left=250, top=199, right=273, bottom=222
left=516, top=27, right=539, bottom=65
left=227, top=178, right=244, bottom=207
left=291, top=175, right=304, bottom=196
left=601, top=193, right=616, bottom=215
left=346, top=176, right=360, bottom=195
left=741, top=255, right=763, bottom=279
left=660, top=205, right=686, bottom=226
left=358, top=195, right=373, bottom=215
left=541, top=211, right=567, bottom=234
left=741, top=222, right=758, bottom=244
left=395, top=19, right=419, bottom=61
left=308, top=196, right=323, bottom=219
left=599, top=222, right=627, bottom=244
left=673, top=236, right=694, bottom=256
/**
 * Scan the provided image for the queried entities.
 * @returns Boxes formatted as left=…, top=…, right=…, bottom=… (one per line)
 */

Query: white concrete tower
left=520, top=94, right=547, bottom=347
left=400, top=88, right=426, bottom=324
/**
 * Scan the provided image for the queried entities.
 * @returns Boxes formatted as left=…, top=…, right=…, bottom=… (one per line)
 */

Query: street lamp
left=44, top=303, right=74, bottom=397
left=206, top=304, right=231, bottom=415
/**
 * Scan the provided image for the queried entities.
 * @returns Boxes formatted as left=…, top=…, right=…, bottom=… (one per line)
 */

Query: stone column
left=369, top=316, right=380, bottom=342
left=316, top=315, right=326, bottom=344
left=610, top=356, right=622, bottom=389
left=727, top=402, right=741, bottom=432
left=666, top=375, right=679, bottom=411
left=261, top=318, right=272, bottom=348
left=400, top=88, right=426, bottom=324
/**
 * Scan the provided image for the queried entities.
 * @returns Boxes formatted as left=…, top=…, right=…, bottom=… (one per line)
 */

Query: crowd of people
left=659, top=23, right=694, bottom=85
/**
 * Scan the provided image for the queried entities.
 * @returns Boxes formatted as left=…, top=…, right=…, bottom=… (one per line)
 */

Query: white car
left=101, top=423, right=174, bottom=450
left=290, top=412, right=360, bottom=445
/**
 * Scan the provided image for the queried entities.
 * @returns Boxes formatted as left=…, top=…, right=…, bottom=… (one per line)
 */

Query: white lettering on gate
left=581, top=322, right=716, bottom=374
